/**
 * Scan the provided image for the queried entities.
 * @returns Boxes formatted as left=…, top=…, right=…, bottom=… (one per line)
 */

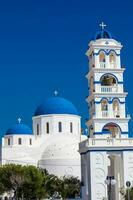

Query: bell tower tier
left=86, top=31, right=130, bottom=139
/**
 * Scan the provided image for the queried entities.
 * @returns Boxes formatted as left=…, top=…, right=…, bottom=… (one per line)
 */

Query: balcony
left=100, top=62, right=105, bottom=68
left=101, top=86, right=118, bottom=93
left=110, top=62, right=116, bottom=69
left=102, top=111, right=108, bottom=117
left=100, top=111, right=121, bottom=118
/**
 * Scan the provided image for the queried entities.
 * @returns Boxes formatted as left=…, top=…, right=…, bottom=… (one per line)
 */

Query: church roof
left=95, top=29, right=112, bottom=40
left=6, top=123, right=32, bottom=135
left=34, top=97, right=78, bottom=116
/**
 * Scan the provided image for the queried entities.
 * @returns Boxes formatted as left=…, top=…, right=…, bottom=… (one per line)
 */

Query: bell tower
left=86, top=22, right=130, bottom=139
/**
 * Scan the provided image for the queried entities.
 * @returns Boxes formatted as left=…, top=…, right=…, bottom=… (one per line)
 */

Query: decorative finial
left=54, top=90, right=58, bottom=96
left=18, top=117, right=22, bottom=124
left=99, top=22, right=107, bottom=30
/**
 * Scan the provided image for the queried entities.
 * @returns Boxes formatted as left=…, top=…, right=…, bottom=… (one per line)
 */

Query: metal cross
left=18, top=117, right=22, bottom=124
left=54, top=90, right=58, bottom=96
left=99, top=22, right=107, bottom=30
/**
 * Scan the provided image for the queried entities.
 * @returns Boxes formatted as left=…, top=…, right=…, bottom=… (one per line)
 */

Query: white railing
left=110, top=62, right=116, bottom=68
left=79, top=138, right=133, bottom=149
left=100, top=62, right=106, bottom=68
left=102, top=111, right=108, bottom=117
left=101, top=86, right=118, bottom=93
left=113, top=111, right=120, bottom=118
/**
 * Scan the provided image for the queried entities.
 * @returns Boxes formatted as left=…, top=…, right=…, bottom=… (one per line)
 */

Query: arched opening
left=102, top=123, right=121, bottom=138
left=46, top=122, right=49, bottom=134
left=7, top=138, right=10, bottom=146
left=101, top=99, right=108, bottom=117
left=99, top=52, right=106, bottom=68
left=29, top=138, right=32, bottom=145
left=58, top=122, right=62, bottom=132
left=113, top=99, right=120, bottom=117
left=100, top=74, right=118, bottom=92
left=109, top=52, right=116, bottom=68
left=70, top=122, right=73, bottom=133
left=37, top=124, right=39, bottom=135
left=18, top=138, right=22, bottom=145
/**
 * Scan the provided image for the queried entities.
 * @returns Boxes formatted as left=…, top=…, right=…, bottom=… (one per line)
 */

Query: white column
left=106, top=55, right=110, bottom=68
left=95, top=55, right=100, bottom=68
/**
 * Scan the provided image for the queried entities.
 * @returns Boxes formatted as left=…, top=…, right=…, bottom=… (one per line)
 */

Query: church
left=1, top=22, right=133, bottom=200
left=79, top=23, right=133, bottom=200
left=1, top=95, right=86, bottom=178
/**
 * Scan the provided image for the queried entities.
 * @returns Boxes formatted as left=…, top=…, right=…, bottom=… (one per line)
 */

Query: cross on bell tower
left=85, top=24, right=130, bottom=139
left=99, top=22, right=107, bottom=30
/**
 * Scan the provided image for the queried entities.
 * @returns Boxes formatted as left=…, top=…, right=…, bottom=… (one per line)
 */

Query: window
left=101, top=99, right=108, bottom=111
left=46, top=122, right=49, bottom=134
left=70, top=122, right=73, bottom=133
left=109, top=52, right=116, bottom=68
left=58, top=122, right=62, bottom=132
left=37, top=124, right=39, bottom=135
left=8, top=138, right=10, bottom=146
left=18, top=138, right=22, bottom=145
left=29, top=138, right=32, bottom=145
left=99, top=52, right=106, bottom=68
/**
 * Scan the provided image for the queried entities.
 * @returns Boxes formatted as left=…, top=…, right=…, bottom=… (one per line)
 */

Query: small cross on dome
left=17, top=117, right=22, bottom=124
left=99, top=22, right=107, bottom=30
left=54, top=90, right=58, bottom=96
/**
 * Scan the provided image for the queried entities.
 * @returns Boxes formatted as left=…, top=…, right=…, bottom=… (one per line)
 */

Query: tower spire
left=99, top=22, right=107, bottom=30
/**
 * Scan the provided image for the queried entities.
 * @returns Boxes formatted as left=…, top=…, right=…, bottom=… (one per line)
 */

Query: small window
left=58, top=122, right=62, bottom=132
left=37, top=124, right=39, bottom=135
left=18, top=138, right=22, bottom=145
left=29, top=138, right=32, bottom=145
left=70, top=122, right=73, bottom=133
left=8, top=138, right=10, bottom=146
left=46, top=122, right=49, bottom=134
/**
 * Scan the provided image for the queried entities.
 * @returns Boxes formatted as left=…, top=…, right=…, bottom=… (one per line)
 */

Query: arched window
left=99, top=52, right=105, bottom=68
left=29, top=138, right=32, bottom=145
left=113, top=99, right=120, bottom=117
left=109, top=52, right=116, bottom=68
left=113, top=99, right=119, bottom=111
left=101, top=99, right=108, bottom=111
left=101, top=74, right=117, bottom=86
left=37, top=124, right=39, bottom=135
left=102, top=123, right=121, bottom=138
left=18, top=138, right=22, bottom=145
left=58, top=122, right=62, bottom=132
left=70, top=122, right=73, bottom=133
left=101, top=99, right=108, bottom=117
left=46, top=122, right=49, bottom=134
left=8, top=138, right=10, bottom=146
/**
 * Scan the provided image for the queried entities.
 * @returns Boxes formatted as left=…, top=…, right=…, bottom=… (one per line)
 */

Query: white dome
left=41, top=135, right=80, bottom=160
left=38, top=134, right=82, bottom=178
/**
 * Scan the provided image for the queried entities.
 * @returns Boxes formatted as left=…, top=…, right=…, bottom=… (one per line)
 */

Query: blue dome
left=95, top=29, right=112, bottom=40
left=6, top=123, right=32, bottom=135
left=34, top=97, right=78, bottom=116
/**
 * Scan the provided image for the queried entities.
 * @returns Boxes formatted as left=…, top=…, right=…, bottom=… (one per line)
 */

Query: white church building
left=2, top=96, right=86, bottom=178
left=79, top=23, right=133, bottom=200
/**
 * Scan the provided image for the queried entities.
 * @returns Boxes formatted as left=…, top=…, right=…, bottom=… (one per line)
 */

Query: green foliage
left=0, top=164, right=80, bottom=199
left=60, top=176, right=80, bottom=198
left=125, top=188, right=133, bottom=200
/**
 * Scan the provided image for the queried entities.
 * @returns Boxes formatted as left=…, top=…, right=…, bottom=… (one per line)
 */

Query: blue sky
left=0, top=0, right=133, bottom=136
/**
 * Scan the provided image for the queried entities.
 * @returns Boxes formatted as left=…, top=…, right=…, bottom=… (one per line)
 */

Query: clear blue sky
left=0, top=0, right=133, bottom=136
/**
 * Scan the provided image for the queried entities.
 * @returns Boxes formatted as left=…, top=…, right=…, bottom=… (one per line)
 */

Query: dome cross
left=99, top=22, right=107, bottom=30
left=54, top=90, right=58, bottom=96
left=17, top=117, right=22, bottom=124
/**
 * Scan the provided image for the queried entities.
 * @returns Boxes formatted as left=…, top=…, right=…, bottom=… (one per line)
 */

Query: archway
left=102, top=123, right=121, bottom=138
left=101, top=74, right=117, bottom=86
